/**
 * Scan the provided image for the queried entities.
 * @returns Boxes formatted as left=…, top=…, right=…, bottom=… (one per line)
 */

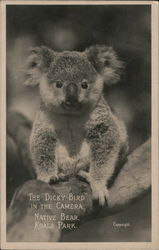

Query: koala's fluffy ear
left=24, top=46, right=54, bottom=86
left=85, top=45, right=124, bottom=85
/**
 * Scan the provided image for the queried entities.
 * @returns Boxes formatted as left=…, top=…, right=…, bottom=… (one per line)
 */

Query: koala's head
left=24, top=45, right=123, bottom=115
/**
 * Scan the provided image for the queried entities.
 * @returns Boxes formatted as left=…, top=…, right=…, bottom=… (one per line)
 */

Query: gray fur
left=25, top=45, right=128, bottom=206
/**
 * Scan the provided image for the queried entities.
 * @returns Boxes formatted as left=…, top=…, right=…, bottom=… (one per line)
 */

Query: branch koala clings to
left=24, top=45, right=128, bottom=206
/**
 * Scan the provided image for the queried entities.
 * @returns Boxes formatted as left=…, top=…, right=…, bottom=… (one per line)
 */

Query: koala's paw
left=90, top=180, right=109, bottom=206
left=36, top=172, right=59, bottom=184
left=49, top=173, right=69, bottom=184
left=37, top=174, right=53, bottom=184
left=77, top=171, right=109, bottom=206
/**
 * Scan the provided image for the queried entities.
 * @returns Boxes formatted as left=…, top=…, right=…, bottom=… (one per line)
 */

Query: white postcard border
left=0, top=1, right=158, bottom=249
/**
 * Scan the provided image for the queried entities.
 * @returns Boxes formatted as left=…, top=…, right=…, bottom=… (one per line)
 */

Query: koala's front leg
left=83, top=127, right=120, bottom=206
left=30, top=126, right=58, bottom=184
left=90, top=149, right=119, bottom=206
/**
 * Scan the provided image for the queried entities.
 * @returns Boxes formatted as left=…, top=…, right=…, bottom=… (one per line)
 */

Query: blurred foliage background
left=6, top=4, right=151, bottom=242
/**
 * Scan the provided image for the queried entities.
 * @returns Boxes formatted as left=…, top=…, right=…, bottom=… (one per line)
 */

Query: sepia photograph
left=0, top=1, right=158, bottom=249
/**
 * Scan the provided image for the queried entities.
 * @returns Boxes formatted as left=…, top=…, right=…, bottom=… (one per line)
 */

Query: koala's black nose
left=65, top=83, right=79, bottom=107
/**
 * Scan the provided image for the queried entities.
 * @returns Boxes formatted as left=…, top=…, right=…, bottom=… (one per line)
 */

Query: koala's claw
left=90, top=180, right=109, bottom=206
left=77, top=170, right=90, bottom=183
left=58, top=172, right=69, bottom=182
left=49, top=175, right=60, bottom=184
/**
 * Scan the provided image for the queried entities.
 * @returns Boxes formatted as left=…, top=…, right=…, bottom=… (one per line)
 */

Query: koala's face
left=39, top=52, right=103, bottom=115
left=24, top=45, right=123, bottom=116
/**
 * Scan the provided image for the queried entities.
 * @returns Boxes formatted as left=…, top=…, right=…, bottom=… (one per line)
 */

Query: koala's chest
left=54, top=124, right=90, bottom=176
left=55, top=140, right=90, bottom=175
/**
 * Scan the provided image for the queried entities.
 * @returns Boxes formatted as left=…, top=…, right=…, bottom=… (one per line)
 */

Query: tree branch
left=6, top=112, right=151, bottom=242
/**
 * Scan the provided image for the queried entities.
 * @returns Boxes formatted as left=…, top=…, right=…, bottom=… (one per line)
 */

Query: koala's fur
left=24, top=45, right=128, bottom=206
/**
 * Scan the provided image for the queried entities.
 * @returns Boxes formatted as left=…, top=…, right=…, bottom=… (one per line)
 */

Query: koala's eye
left=30, top=61, right=37, bottom=68
left=81, top=80, right=88, bottom=89
left=56, top=80, right=63, bottom=88
left=104, top=59, right=110, bottom=67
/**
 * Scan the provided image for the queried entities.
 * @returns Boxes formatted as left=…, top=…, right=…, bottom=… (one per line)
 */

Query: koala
left=24, top=45, right=128, bottom=206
